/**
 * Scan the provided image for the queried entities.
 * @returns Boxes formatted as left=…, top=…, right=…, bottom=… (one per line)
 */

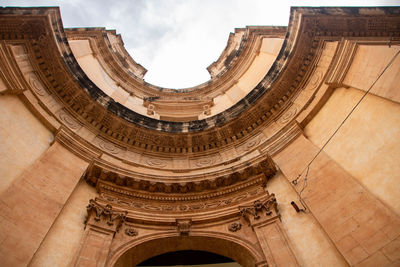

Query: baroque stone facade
left=0, top=6, right=400, bottom=267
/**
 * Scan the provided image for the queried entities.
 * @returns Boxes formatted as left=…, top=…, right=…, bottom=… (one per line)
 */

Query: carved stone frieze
left=99, top=186, right=264, bottom=213
left=85, top=157, right=276, bottom=195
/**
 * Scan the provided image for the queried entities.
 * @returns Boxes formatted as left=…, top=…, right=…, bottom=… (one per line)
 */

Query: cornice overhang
left=85, top=156, right=276, bottom=194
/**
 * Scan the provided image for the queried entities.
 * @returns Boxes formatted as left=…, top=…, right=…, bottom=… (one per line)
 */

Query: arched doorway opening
left=136, top=250, right=239, bottom=266
left=111, top=235, right=263, bottom=267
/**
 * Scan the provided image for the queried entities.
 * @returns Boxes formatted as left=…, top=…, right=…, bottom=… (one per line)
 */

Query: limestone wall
left=29, top=180, right=98, bottom=267
left=272, top=44, right=400, bottom=266
left=343, top=45, right=400, bottom=103
left=268, top=173, right=348, bottom=266
left=305, top=86, right=400, bottom=216
left=0, top=142, right=89, bottom=266
left=0, top=94, right=53, bottom=193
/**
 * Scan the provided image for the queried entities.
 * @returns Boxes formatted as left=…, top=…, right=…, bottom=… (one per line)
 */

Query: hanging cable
left=290, top=47, right=400, bottom=210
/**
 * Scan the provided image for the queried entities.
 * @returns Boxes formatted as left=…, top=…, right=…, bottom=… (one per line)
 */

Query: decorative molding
left=0, top=44, right=26, bottom=94
left=26, top=72, right=48, bottom=96
left=277, top=104, right=298, bottom=126
left=86, top=157, right=276, bottom=195
left=325, top=40, right=358, bottom=87
left=55, top=127, right=102, bottom=162
left=99, top=186, right=264, bottom=213
left=144, top=157, right=168, bottom=168
left=260, top=121, right=303, bottom=156
left=96, top=137, right=123, bottom=155
left=57, top=109, right=81, bottom=131
left=193, top=157, right=215, bottom=168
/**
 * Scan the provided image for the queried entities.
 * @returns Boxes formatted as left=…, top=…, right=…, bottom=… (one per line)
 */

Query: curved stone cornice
left=1, top=6, right=399, bottom=159
left=85, top=156, right=276, bottom=195
left=65, top=26, right=286, bottom=121
left=65, top=26, right=286, bottom=97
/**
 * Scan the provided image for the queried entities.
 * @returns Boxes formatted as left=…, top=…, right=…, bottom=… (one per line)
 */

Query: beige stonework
left=0, top=6, right=399, bottom=267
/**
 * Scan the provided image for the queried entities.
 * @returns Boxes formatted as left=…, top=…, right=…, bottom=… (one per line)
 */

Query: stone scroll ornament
left=85, top=199, right=128, bottom=232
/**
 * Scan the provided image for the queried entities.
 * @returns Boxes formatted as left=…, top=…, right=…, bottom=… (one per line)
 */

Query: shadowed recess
left=137, top=250, right=236, bottom=266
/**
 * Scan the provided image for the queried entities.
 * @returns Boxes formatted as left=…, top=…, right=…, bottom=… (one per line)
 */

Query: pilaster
left=0, top=140, right=89, bottom=266
left=74, top=199, right=127, bottom=267
left=240, top=195, right=299, bottom=267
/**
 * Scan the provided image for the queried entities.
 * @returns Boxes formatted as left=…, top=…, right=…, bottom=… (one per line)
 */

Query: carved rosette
left=85, top=199, right=127, bottom=232
left=228, top=222, right=242, bottom=232
left=239, top=194, right=279, bottom=226
left=124, top=227, right=139, bottom=237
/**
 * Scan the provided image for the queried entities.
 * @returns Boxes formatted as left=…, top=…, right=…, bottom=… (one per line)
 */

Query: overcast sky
left=2, top=0, right=398, bottom=88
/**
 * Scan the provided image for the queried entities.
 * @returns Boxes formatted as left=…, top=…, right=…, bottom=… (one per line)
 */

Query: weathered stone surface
left=0, top=6, right=399, bottom=267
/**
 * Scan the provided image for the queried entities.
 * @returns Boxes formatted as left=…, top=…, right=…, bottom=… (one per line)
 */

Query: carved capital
left=239, top=194, right=279, bottom=227
left=85, top=199, right=127, bottom=233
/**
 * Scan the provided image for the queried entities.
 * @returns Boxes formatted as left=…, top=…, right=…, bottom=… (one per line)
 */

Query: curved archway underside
left=113, top=236, right=259, bottom=267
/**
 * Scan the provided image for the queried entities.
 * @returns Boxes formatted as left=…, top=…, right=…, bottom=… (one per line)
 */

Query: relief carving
left=237, top=134, right=264, bottom=154
left=228, top=222, right=242, bottom=232
left=194, top=157, right=214, bottom=167
left=277, top=105, right=298, bottom=125
left=87, top=158, right=275, bottom=195
left=99, top=187, right=264, bottom=213
left=124, top=227, right=139, bottom=237
left=97, top=138, right=122, bottom=155
left=57, top=109, right=81, bottom=130
left=27, top=72, right=47, bottom=96
left=145, top=157, right=168, bottom=168
left=309, top=69, right=323, bottom=90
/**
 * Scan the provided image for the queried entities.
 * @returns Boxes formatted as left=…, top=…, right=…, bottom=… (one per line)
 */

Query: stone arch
left=107, top=232, right=266, bottom=267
